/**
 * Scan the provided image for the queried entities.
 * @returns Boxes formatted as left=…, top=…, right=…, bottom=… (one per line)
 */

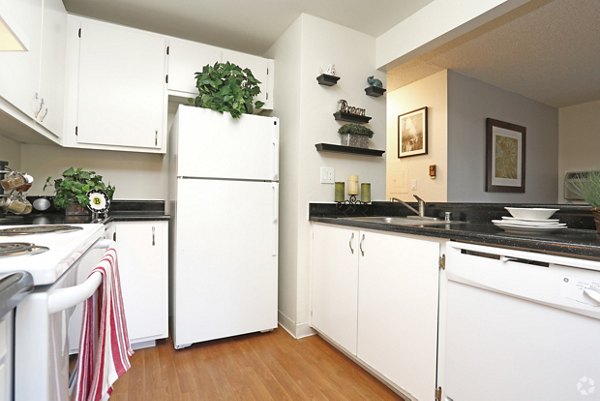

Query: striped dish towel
left=75, top=247, right=134, bottom=401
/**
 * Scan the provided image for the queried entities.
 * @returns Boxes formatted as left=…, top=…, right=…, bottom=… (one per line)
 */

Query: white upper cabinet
left=166, top=37, right=221, bottom=97
left=0, top=0, right=66, bottom=140
left=64, top=16, right=167, bottom=153
left=167, top=41, right=274, bottom=110
left=0, top=0, right=42, bottom=118
left=221, top=49, right=274, bottom=110
left=37, top=0, right=66, bottom=137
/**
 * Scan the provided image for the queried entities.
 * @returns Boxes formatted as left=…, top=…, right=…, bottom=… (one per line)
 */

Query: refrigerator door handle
left=272, top=184, right=279, bottom=224
left=272, top=131, right=279, bottom=181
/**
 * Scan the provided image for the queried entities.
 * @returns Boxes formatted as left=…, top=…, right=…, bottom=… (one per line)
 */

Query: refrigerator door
left=175, top=105, right=279, bottom=181
left=173, top=178, right=278, bottom=347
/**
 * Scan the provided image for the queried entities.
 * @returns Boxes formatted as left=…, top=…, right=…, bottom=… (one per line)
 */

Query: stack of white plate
left=492, top=207, right=567, bottom=234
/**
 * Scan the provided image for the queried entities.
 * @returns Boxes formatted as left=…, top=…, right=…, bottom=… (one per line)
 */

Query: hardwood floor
left=110, top=328, right=404, bottom=401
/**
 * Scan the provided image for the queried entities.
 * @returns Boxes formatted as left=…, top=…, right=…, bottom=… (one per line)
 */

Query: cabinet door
left=114, top=221, right=168, bottom=343
left=357, top=231, right=439, bottom=400
left=221, top=49, right=273, bottom=110
left=311, top=224, right=359, bottom=355
left=0, top=0, right=42, bottom=117
left=167, top=37, right=221, bottom=96
left=36, top=0, right=66, bottom=137
left=75, top=18, right=166, bottom=150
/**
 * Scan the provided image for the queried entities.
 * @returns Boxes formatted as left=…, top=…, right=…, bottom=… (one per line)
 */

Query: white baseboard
left=278, top=311, right=316, bottom=339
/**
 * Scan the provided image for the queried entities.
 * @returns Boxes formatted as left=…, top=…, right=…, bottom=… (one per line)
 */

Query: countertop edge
left=310, top=216, right=600, bottom=261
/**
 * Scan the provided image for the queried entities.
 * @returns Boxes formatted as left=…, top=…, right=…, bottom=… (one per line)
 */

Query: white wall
left=267, top=14, right=386, bottom=337
left=20, top=144, right=169, bottom=200
left=558, top=99, right=600, bottom=201
left=447, top=70, right=558, bottom=202
left=386, top=70, right=447, bottom=202
left=0, top=135, right=21, bottom=170
left=265, top=17, right=302, bottom=335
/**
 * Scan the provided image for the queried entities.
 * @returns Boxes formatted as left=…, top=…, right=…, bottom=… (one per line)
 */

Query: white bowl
left=504, top=207, right=559, bottom=220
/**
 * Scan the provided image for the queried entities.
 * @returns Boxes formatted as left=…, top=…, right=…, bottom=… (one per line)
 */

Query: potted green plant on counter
left=572, top=170, right=600, bottom=233
left=190, top=61, right=264, bottom=119
left=338, top=123, right=374, bottom=148
left=44, top=167, right=115, bottom=215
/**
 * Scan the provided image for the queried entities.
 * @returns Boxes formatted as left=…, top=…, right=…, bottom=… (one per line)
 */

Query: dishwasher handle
left=47, top=239, right=114, bottom=314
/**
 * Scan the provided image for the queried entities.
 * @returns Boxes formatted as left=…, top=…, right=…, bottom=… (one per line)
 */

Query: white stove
left=0, top=224, right=104, bottom=285
left=0, top=223, right=108, bottom=401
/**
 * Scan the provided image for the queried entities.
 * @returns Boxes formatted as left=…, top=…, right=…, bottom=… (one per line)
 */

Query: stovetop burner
left=0, top=242, right=49, bottom=257
left=0, top=225, right=83, bottom=236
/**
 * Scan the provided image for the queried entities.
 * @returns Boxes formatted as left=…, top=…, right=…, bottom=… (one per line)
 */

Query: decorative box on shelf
left=316, top=74, right=340, bottom=86
left=365, top=86, right=386, bottom=97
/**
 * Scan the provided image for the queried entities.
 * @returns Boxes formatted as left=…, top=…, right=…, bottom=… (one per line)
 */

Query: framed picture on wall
left=485, top=118, right=526, bottom=192
left=398, top=107, right=427, bottom=158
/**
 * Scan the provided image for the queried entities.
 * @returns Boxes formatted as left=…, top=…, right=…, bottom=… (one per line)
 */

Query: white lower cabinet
left=311, top=224, right=359, bottom=355
left=311, top=223, right=442, bottom=400
left=110, top=220, right=169, bottom=346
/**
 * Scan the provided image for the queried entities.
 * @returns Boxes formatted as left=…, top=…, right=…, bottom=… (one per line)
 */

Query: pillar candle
left=348, top=175, right=358, bottom=195
left=334, top=182, right=345, bottom=202
left=361, top=183, right=371, bottom=203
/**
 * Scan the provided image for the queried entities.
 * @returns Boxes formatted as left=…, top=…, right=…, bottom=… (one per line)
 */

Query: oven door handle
left=47, top=239, right=115, bottom=314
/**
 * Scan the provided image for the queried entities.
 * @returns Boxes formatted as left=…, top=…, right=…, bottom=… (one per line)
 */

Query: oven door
left=14, top=239, right=113, bottom=401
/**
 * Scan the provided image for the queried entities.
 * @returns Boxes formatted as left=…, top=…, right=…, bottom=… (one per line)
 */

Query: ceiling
left=63, top=0, right=600, bottom=109
left=389, top=0, right=600, bottom=108
left=62, top=0, right=434, bottom=55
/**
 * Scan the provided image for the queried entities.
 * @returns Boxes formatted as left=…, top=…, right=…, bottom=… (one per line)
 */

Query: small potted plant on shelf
left=338, top=123, right=374, bottom=148
left=44, top=167, right=115, bottom=215
left=189, top=61, right=264, bottom=119
left=572, top=170, right=600, bottom=233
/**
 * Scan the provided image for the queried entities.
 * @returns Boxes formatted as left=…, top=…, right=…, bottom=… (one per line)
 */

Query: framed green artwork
left=485, top=118, right=526, bottom=193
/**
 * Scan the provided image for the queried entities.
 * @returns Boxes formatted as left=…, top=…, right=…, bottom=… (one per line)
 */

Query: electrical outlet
left=410, top=179, right=417, bottom=191
left=320, top=167, right=335, bottom=184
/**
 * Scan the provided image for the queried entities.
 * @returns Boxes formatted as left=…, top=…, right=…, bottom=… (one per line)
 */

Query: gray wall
left=447, top=70, right=558, bottom=202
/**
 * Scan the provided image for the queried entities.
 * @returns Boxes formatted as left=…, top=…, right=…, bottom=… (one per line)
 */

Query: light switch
left=410, top=179, right=417, bottom=190
left=320, top=167, right=335, bottom=184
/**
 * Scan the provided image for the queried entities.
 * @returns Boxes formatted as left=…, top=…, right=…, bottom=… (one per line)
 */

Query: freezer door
left=173, top=179, right=278, bottom=347
left=175, top=106, right=279, bottom=181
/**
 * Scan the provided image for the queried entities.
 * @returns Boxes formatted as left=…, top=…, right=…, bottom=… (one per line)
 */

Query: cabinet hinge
left=266, top=92, right=269, bottom=101
left=155, top=130, right=158, bottom=146
left=78, top=28, right=81, bottom=38
left=439, top=254, right=446, bottom=270
left=435, top=386, right=442, bottom=401
left=166, top=46, right=170, bottom=55
left=75, top=126, right=78, bottom=136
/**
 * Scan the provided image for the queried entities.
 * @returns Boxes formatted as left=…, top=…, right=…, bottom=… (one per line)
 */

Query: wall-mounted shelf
left=315, top=143, right=385, bottom=157
left=316, top=74, right=340, bottom=86
left=333, top=111, right=372, bottom=124
left=365, top=86, right=386, bottom=97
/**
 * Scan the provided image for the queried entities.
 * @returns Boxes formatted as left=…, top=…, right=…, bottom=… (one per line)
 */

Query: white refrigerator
left=169, top=105, right=279, bottom=349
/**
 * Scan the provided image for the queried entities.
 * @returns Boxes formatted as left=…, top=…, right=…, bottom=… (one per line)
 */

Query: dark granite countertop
left=309, top=202, right=600, bottom=261
left=0, top=199, right=169, bottom=226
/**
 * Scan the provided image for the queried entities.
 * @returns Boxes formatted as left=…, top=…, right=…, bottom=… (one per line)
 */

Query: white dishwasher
left=443, top=241, right=600, bottom=401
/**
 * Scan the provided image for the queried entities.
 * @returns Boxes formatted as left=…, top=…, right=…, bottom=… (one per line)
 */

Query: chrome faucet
left=391, top=195, right=427, bottom=218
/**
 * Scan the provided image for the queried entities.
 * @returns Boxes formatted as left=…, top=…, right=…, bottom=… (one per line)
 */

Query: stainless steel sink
left=340, top=216, right=456, bottom=226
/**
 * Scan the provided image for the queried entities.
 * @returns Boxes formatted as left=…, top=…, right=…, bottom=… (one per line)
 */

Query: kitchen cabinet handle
left=349, top=233, right=354, bottom=254
left=155, top=130, right=158, bottom=146
left=33, top=93, right=44, bottom=118
left=583, top=288, right=600, bottom=305
left=39, top=106, right=49, bottom=122
left=113, top=232, right=116, bottom=241
left=152, top=226, right=155, bottom=246
left=359, top=234, right=365, bottom=256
